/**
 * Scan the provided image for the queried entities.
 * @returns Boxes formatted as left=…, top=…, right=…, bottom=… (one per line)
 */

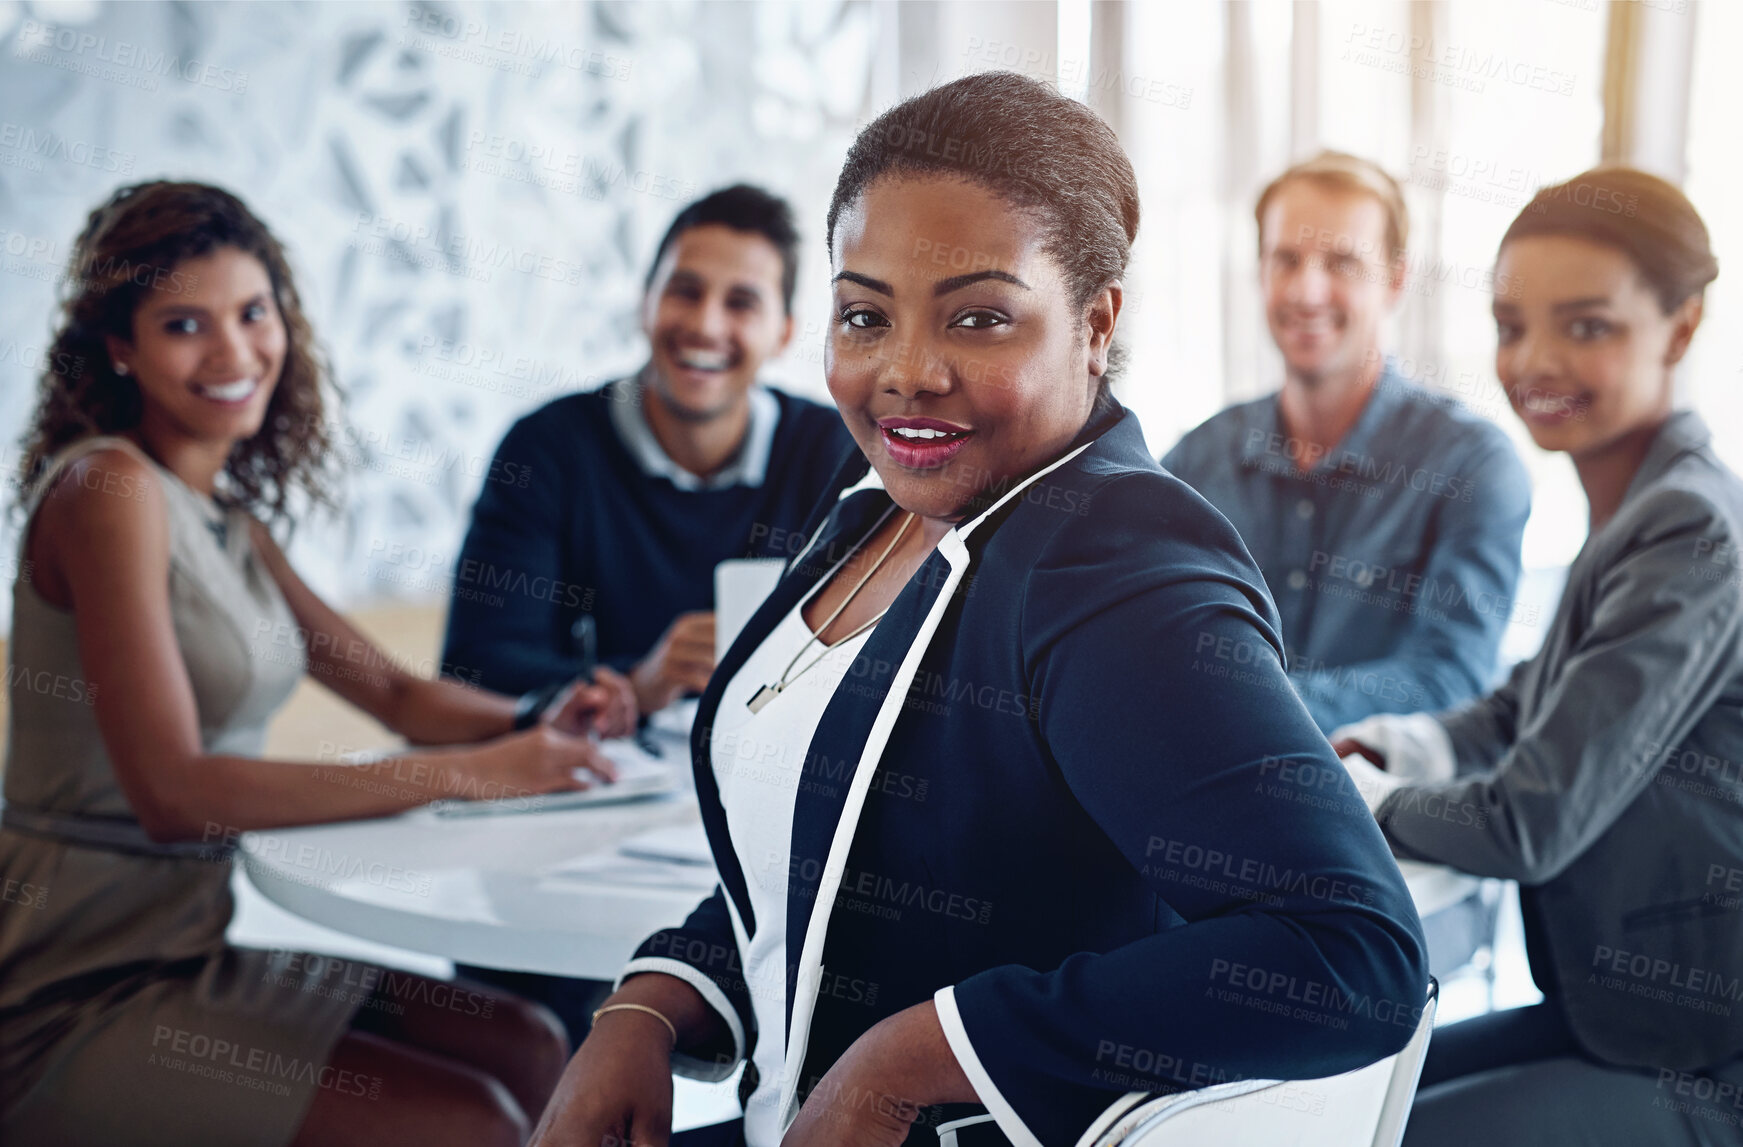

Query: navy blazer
left=622, top=406, right=1429, bottom=1146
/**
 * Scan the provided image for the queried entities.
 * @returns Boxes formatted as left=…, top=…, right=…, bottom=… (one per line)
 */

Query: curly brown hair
left=19, top=180, right=339, bottom=524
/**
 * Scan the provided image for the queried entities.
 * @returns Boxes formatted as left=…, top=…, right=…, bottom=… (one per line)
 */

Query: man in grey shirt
left=1163, top=153, right=1530, bottom=731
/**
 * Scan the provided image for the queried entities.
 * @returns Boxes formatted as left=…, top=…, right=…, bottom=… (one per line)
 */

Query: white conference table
left=241, top=729, right=1481, bottom=980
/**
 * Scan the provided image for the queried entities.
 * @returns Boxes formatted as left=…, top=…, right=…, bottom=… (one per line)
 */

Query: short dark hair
left=1501, top=166, right=1718, bottom=314
left=825, top=71, right=1139, bottom=388
left=827, top=71, right=1138, bottom=312
left=645, top=183, right=800, bottom=314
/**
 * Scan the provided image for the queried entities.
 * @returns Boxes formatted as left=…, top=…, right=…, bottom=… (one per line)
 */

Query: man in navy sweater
left=442, top=186, right=853, bottom=1045
left=443, top=184, right=853, bottom=718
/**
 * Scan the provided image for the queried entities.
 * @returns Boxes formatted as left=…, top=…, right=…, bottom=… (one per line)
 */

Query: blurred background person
left=1162, top=152, right=1531, bottom=733
left=1336, top=168, right=1743, bottom=1147
left=441, top=184, right=853, bottom=719
left=440, top=185, right=853, bottom=1047
left=0, top=181, right=627, bottom=1147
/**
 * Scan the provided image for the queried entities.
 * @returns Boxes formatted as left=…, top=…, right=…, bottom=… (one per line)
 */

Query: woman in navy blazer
left=533, top=72, right=1428, bottom=1147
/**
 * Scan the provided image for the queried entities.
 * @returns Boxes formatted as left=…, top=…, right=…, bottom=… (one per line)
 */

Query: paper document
left=617, top=823, right=713, bottom=866
left=538, top=852, right=718, bottom=891
left=715, top=558, right=785, bottom=656
left=434, top=742, right=678, bottom=818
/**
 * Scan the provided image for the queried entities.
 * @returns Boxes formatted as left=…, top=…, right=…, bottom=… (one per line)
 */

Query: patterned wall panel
left=0, top=0, right=886, bottom=622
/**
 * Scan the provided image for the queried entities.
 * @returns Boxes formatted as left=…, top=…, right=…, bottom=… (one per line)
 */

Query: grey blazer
left=1378, top=410, right=1743, bottom=1072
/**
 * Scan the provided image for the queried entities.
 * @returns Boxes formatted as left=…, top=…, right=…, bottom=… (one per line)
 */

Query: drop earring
left=113, top=362, right=129, bottom=376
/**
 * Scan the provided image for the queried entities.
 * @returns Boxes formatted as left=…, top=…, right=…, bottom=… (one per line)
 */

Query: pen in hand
left=567, top=614, right=607, bottom=750
left=564, top=614, right=658, bottom=757
left=571, top=614, right=598, bottom=686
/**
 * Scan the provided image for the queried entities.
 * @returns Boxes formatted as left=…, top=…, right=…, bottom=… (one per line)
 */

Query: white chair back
left=1083, top=980, right=1439, bottom=1147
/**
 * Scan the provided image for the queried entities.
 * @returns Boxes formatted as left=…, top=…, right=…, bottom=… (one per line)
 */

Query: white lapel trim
left=957, top=438, right=1096, bottom=539
left=783, top=464, right=887, bottom=578
left=775, top=438, right=1099, bottom=1132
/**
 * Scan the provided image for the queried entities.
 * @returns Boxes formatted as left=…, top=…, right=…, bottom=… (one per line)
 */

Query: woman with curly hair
left=0, top=181, right=636, bottom=1146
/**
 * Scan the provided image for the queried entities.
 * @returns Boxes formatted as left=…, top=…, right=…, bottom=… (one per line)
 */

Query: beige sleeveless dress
left=0, top=437, right=367, bottom=1146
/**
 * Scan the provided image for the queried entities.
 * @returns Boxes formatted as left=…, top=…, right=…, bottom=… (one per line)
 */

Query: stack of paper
left=539, top=824, right=717, bottom=891
left=434, top=748, right=677, bottom=819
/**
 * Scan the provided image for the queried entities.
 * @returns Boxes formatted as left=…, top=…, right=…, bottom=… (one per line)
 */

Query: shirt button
left=1296, top=499, right=1315, bottom=520
left=1287, top=569, right=1308, bottom=591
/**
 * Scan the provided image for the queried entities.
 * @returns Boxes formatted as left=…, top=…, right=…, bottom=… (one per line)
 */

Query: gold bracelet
left=592, top=1002, right=678, bottom=1047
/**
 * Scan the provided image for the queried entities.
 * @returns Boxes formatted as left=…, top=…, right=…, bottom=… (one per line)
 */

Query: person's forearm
left=608, top=972, right=733, bottom=1062
left=146, top=744, right=502, bottom=841
left=382, top=673, right=518, bottom=746
left=860, top=1001, right=978, bottom=1108
left=861, top=997, right=976, bottom=1101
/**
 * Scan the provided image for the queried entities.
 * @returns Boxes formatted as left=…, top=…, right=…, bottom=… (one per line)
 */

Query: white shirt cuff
left=1340, top=751, right=1408, bottom=815
left=1330, top=712, right=1457, bottom=785
left=616, top=956, right=745, bottom=1081
left=933, top=986, right=1044, bottom=1147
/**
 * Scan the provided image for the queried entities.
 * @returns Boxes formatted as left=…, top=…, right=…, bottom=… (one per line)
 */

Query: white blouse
left=710, top=595, right=874, bottom=1145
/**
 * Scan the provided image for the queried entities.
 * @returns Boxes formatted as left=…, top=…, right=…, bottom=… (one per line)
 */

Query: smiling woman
left=1332, top=171, right=1743, bottom=1147
left=0, top=182, right=641, bottom=1147
left=533, top=72, right=1429, bottom=1147
left=19, top=181, right=336, bottom=524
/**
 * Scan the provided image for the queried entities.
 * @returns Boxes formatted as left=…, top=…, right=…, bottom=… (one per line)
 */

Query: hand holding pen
left=541, top=616, right=638, bottom=740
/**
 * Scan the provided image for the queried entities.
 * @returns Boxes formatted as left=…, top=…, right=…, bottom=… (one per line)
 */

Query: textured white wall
left=0, top=0, right=889, bottom=621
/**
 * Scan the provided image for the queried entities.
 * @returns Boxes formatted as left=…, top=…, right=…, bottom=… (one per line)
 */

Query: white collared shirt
left=711, top=596, right=875, bottom=1146
left=608, top=373, right=780, bottom=491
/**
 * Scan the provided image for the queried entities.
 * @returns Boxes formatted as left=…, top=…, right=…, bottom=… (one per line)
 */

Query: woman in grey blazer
left=1335, top=168, right=1743, bottom=1145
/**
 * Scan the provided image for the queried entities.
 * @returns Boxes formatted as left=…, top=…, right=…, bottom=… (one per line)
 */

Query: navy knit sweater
left=442, top=384, right=854, bottom=695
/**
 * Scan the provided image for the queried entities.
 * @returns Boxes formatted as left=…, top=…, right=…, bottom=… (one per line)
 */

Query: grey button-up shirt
left=1161, top=366, right=1531, bottom=731
left=608, top=372, right=780, bottom=491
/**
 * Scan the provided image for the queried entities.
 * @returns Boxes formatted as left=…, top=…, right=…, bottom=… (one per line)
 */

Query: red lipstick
left=876, top=416, right=973, bottom=469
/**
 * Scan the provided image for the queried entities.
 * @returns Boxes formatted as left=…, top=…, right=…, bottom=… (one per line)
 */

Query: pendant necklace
left=747, top=511, right=916, bottom=713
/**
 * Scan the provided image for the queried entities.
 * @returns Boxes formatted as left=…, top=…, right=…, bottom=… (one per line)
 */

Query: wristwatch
left=512, top=680, right=570, bottom=731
